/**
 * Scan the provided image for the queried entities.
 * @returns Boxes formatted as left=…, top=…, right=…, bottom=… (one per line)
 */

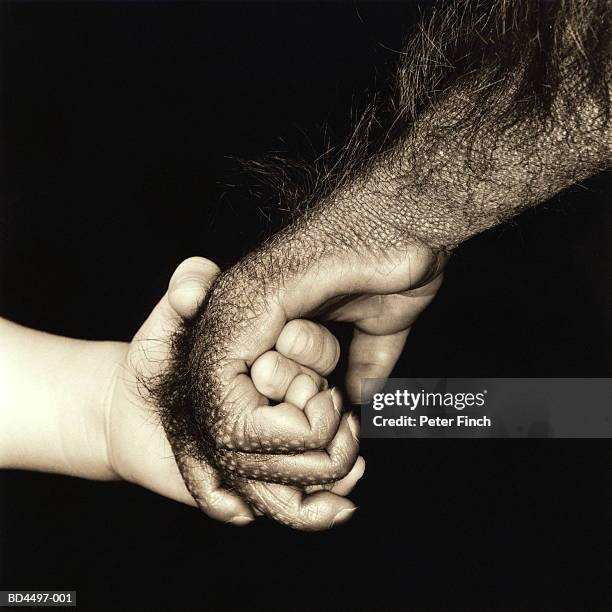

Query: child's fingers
left=251, top=350, right=325, bottom=401
left=133, top=256, right=221, bottom=369
left=167, top=256, right=221, bottom=319
left=285, top=373, right=320, bottom=410
left=276, top=319, right=340, bottom=376
left=329, top=454, right=366, bottom=495
left=306, top=455, right=366, bottom=496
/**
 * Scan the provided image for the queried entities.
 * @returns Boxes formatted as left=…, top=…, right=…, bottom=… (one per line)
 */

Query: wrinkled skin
left=158, top=207, right=447, bottom=529
left=154, top=0, right=611, bottom=529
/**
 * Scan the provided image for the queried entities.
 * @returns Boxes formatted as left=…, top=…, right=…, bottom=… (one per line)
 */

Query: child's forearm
left=0, top=317, right=127, bottom=480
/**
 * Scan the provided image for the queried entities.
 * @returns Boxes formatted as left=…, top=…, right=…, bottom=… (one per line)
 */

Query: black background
left=0, top=2, right=610, bottom=610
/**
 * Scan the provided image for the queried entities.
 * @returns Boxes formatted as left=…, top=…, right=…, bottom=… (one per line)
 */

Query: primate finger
left=215, top=412, right=359, bottom=486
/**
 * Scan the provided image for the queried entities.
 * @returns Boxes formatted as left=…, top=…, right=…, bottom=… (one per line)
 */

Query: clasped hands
left=111, top=208, right=446, bottom=530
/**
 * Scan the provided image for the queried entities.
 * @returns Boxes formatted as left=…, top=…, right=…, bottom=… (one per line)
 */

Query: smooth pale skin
left=0, top=257, right=364, bottom=525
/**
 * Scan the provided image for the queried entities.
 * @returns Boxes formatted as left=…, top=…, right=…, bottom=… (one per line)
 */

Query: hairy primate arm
left=320, top=0, right=611, bottom=249
left=152, top=0, right=611, bottom=530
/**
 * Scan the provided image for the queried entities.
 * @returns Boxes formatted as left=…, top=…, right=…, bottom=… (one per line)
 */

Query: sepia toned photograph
left=0, top=1, right=610, bottom=610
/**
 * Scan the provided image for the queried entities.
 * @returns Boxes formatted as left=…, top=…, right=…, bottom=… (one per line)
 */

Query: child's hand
left=248, top=324, right=365, bottom=494
left=191, top=321, right=364, bottom=529
left=106, top=257, right=363, bottom=526
left=106, top=257, right=259, bottom=524
left=250, top=361, right=366, bottom=498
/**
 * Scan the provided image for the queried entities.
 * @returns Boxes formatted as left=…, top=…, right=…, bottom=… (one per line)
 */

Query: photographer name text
left=370, top=390, right=492, bottom=429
